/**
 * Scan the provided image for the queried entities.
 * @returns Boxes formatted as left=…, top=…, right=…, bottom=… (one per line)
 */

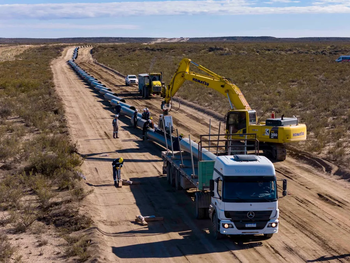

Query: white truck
left=162, top=132, right=287, bottom=240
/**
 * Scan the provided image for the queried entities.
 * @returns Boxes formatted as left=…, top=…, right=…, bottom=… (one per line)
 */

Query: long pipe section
left=180, top=138, right=216, bottom=161
left=68, top=56, right=181, bottom=152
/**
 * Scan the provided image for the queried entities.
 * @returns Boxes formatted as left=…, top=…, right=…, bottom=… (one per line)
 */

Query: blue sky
left=0, top=0, right=349, bottom=38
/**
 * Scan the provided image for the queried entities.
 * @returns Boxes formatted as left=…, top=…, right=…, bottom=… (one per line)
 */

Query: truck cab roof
left=214, top=155, right=275, bottom=177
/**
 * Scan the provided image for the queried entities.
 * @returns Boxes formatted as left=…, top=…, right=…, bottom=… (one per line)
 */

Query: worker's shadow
left=86, top=182, right=114, bottom=187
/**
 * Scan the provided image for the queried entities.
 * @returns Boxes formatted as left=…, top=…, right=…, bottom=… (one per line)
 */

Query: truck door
left=214, top=178, right=224, bottom=214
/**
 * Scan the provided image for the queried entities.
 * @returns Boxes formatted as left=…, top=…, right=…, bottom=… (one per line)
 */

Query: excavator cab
left=225, top=110, right=257, bottom=134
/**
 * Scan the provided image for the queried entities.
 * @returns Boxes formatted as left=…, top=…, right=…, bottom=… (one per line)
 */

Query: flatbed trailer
left=161, top=133, right=287, bottom=239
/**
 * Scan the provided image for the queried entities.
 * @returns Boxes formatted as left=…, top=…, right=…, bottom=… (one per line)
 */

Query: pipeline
left=67, top=54, right=180, bottom=151
left=180, top=138, right=216, bottom=161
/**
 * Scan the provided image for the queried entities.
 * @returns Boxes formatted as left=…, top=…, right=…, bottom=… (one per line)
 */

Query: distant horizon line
left=1, top=36, right=350, bottom=44
left=2, top=36, right=350, bottom=39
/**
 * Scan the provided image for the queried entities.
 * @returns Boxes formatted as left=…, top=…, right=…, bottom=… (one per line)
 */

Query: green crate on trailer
left=198, top=161, right=215, bottom=190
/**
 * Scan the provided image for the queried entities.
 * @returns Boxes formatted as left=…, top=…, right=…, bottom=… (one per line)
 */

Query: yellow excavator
left=161, top=58, right=307, bottom=161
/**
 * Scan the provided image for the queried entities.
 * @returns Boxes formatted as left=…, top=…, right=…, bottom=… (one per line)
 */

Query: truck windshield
left=223, top=176, right=277, bottom=202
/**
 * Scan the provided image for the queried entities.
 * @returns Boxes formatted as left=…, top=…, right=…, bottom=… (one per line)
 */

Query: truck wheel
left=143, top=86, right=149, bottom=99
left=166, top=163, right=171, bottom=184
left=263, top=234, right=273, bottom=239
left=195, top=193, right=206, bottom=219
left=140, top=87, right=143, bottom=96
left=175, top=171, right=182, bottom=190
left=211, top=212, right=224, bottom=240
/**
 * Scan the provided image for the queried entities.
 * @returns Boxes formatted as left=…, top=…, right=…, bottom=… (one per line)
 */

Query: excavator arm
left=162, top=58, right=251, bottom=111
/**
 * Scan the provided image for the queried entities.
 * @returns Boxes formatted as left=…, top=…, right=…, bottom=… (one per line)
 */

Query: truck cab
left=209, top=154, right=284, bottom=239
left=138, top=73, right=163, bottom=99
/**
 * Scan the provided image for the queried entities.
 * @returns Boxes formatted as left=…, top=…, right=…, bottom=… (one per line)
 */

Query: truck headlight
left=222, top=223, right=234, bottom=229
left=268, top=222, right=278, bottom=228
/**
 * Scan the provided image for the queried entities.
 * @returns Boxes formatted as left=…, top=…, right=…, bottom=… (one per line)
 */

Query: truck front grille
left=152, top=86, right=162, bottom=93
left=225, top=210, right=272, bottom=221
left=224, top=210, right=272, bottom=229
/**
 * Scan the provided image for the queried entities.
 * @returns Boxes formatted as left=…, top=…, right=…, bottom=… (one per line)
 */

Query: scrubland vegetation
left=92, top=42, right=350, bottom=166
left=0, top=46, right=91, bottom=262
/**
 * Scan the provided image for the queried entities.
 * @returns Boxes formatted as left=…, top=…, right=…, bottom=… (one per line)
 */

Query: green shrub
left=0, top=233, right=16, bottom=262
left=92, top=42, right=350, bottom=163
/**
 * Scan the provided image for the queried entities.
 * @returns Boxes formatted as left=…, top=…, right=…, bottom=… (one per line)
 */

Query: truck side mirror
left=209, top=180, right=215, bottom=196
left=209, top=179, right=214, bottom=191
left=282, top=179, right=287, bottom=196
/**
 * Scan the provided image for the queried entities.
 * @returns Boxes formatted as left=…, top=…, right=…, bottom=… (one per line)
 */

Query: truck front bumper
left=219, top=219, right=279, bottom=236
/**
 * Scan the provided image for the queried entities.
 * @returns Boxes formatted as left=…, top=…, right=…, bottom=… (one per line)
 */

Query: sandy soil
left=0, top=45, right=32, bottom=61
left=51, top=46, right=350, bottom=263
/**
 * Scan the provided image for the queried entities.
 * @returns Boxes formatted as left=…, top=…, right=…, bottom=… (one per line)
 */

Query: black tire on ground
left=175, top=171, right=182, bottom=190
left=195, top=192, right=205, bottom=219
left=211, top=212, right=224, bottom=240
left=143, top=86, right=149, bottom=99
left=166, top=162, right=171, bottom=184
left=263, top=234, right=273, bottom=239
left=170, top=167, right=175, bottom=187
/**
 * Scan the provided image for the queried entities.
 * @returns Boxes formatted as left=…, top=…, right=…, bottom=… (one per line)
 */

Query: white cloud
left=313, top=0, right=350, bottom=5
left=0, top=1, right=350, bottom=20
left=0, top=23, right=138, bottom=30
left=264, top=0, right=300, bottom=4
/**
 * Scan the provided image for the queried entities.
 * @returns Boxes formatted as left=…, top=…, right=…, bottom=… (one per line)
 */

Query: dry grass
left=92, top=42, right=350, bottom=165
left=0, top=45, right=92, bottom=261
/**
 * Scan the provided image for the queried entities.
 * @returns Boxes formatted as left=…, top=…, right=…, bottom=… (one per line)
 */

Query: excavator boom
left=164, top=58, right=251, bottom=110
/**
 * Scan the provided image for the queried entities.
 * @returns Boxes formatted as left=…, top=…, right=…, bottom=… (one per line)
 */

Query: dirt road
left=52, top=47, right=350, bottom=262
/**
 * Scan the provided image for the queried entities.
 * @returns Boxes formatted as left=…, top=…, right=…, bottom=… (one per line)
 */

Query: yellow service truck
left=138, top=73, right=164, bottom=99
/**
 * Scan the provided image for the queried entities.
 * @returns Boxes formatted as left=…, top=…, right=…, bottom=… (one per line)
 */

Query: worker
left=149, top=117, right=155, bottom=129
left=237, top=113, right=246, bottom=130
left=112, top=114, right=119, bottom=138
left=142, top=108, right=150, bottom=120
left=112, top=157, right=124, bottom=187
left=133, top=109, right=138, bottom=128
left=142, top=120, right=150, bottom=141
left=115, top=101, right=122, bottom=115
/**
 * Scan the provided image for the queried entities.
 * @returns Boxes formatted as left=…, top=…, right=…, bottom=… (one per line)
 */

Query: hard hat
left=119, top=157, right=123, bottom=163
left=117, top=101, right=120, bottom=104
left=146, top=108, right=149, bottom=111
left=150, top=117, right=153, bottom=120
left=115, top=114, right=119, bottom=118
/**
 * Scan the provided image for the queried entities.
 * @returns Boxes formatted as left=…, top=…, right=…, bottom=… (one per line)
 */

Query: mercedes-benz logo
left=247, top=211, right=255, bottom=219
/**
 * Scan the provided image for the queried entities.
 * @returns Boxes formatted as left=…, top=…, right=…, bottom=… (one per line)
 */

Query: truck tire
left=166, top=162, right=171, bottom=184
left=143, top=86, right=149, bottom=99
left=195, top=192, right=209, bottom=219
left=175, top=171, right=182, bottom=190
left=195, top=192, right=204, bottom=219
left=170, top=167, right=175, bottom=187
left=211, top=212, right=224, bottom=240
left=263, top=234, right=273, bottom=240
left=140, top=87, right=143, bottom=96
